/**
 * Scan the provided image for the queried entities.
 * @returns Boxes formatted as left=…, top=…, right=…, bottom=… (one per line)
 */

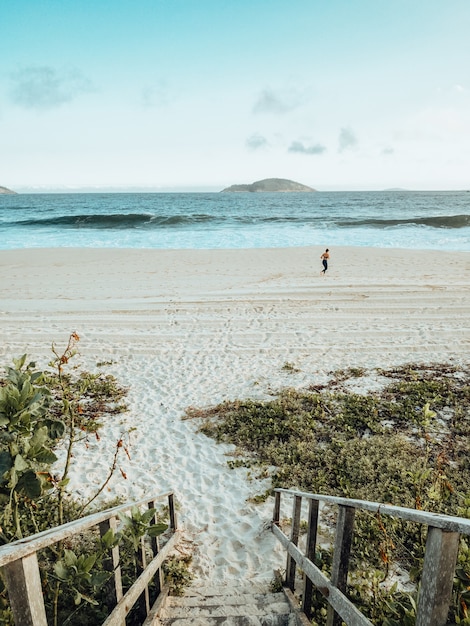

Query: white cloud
left=253, top=88, right=302, bottom=115
left=9, top=65, right=93, bottom=110
left=338, top=127, right=358, bottom=152
left=288, top=140, right=326, bottom=155
left=246, top=133, right=268, bottom=150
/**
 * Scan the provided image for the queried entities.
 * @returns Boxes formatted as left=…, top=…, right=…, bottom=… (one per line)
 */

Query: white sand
left=0, top=246, right=469, bottom=582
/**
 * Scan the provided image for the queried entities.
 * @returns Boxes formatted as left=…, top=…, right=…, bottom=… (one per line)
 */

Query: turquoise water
left=0, top=190, right=469, bottom=250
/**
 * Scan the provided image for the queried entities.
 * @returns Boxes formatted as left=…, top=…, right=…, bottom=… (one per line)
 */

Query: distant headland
left=221, top=178, right=316, bottom=193
left=0, top=186, right=16, bottom=194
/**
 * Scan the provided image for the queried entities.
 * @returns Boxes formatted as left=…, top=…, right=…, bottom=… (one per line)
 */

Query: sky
left=1, top=0, right=470, bottom=192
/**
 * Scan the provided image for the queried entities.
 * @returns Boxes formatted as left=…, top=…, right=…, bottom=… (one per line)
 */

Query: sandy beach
left=0, top=246, right=469, bottom=582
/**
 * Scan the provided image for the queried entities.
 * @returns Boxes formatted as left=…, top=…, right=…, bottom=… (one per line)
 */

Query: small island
left=0, top=186, right=17, bottom=194
left=221, top=178, right=316, bottom=193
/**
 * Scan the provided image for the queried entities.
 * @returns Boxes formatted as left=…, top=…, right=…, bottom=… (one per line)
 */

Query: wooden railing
left=272, top=488, right=470, bottom=626
left=0, top=492, right=179, bottom=626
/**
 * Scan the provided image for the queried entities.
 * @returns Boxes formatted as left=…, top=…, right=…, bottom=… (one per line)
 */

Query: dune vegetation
left=189, top=363, right=470, bottom=625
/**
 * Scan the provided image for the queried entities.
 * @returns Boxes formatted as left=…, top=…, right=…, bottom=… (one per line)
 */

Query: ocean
left=0, top=190, right=469, bottom=251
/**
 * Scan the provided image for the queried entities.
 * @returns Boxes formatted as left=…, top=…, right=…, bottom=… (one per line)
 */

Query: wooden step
left=154, top=582, right=298, bottom=626
left=158, top=616, right=295, bottom=625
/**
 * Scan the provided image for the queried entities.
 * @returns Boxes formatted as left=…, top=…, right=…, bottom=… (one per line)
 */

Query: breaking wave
left=11, top=212, right=470, bottom=230
left=336, top=214, right=470, bottom=229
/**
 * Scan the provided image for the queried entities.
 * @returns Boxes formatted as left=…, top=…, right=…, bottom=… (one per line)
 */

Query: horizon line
left=6, top=185, right=470, bottom=194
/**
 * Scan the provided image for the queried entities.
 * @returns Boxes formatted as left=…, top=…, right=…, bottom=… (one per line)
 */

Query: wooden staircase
left=155, top=581, right=302, bottom=626
left=2, top=488, right=470, bottom=626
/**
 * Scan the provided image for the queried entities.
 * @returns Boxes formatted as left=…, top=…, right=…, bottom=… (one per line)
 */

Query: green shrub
left=0, top=336, right=173, bottom=626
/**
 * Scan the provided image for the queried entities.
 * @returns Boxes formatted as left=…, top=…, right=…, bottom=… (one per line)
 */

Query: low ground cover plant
left=189, top=362, right=470, bottom=625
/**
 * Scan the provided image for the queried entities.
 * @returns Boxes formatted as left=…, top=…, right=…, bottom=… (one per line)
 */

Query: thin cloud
left=253, top=88, right=300, bottom=114
left=246, top=133, right=268, bottom=150
left=9, top=65, right=93, bottom=110
left=382, top=146, right=395, bottom=155
left=338, top=127, right=358, bottom=152
left=288, top=140, right=326, bottom=155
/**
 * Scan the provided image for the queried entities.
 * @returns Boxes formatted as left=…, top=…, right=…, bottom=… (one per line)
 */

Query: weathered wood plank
left=0, top=492, right=173, bottom=567
left=102, top=531, right=180, bottom=626
left=274, top=488, right=470, bottom=535
left=283, top=586, right=313, bottom=626
left=141, top=583, right=170, bottom=626
left=148, top=500, right=163, bottom=595
left=99, top=515, right=123, bottom=607
left=286, top=495, right=302, bottom=590
left=272, top=524, right=373, bottom=626
left=416, top=527, right=460, bottom=626
left=168, top=493, right=177, bottom=531
left=327, top=505, right=356, bottom=626
left=2, top=553, right=48, bottom=626
left=273, top=490, right=281, bottom=526
left=302, top=498, right=319, bottom=618
left=139, top=536, right=151, bottom=616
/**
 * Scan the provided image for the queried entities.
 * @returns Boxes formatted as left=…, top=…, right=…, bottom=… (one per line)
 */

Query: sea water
left=0, top=190, right=469, bottom=251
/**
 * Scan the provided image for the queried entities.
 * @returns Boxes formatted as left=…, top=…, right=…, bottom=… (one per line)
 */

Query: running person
left=320, top=249, right=330, bottom=274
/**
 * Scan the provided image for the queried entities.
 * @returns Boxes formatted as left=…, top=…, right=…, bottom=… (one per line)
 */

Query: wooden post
left=168, top=493, right=177, bottom=531
left=273, top=490, right=281, bottom=527
left=148, top=500, right=163, bottom=595
left=99, top=516, right=123, bottom=607
left=416, top=527, right=460, bottom=626
left=302, top=498, right=319, bottom=618
left=140, top=536, right=151, bottom=615
left=2, top=553, right=48, bottom=626
left=286, top=495, right=302, bottom=590
left=326, top=505, right=356, bottom=626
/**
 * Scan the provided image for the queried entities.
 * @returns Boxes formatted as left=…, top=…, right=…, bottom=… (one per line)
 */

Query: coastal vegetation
left=189, top=362, right=470, bottom=625
left=0, top=335, right=175, bottom=626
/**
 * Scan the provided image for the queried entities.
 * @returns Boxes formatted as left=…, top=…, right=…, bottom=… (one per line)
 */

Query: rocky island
left=0, top=186, right=16, bottom=194
left=221, top=178, right=316, bottom=192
